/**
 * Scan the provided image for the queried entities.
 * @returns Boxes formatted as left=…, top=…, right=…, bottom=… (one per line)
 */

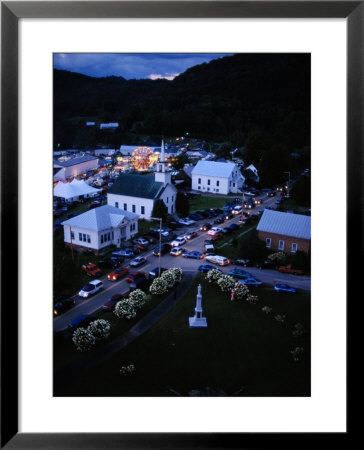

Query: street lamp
left=150, top=216, right=162, bottom=277
left=283, top=171, right=291, bottom=198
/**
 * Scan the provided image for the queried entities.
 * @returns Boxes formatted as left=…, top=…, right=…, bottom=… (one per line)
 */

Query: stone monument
left=189, top=284, right=207, bottom=327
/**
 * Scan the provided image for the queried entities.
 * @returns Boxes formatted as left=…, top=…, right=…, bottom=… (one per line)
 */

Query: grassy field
left=55, top=273, right=310, bottom=397
left=189, top=195, right=228, bottom=212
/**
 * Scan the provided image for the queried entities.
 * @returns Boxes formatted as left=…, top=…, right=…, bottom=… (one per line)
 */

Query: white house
left=191, top=160, right=245, bottom=195
left=62, top=205, right=139, bottom=253
left=108, top=140, right=177, bottom=219
left=53, top=156, right=99, bottom=180
left=243, top=164, right=260, bottom=183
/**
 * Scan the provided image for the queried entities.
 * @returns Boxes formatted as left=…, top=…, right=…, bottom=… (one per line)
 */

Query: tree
left=151, top=199, right=168, bottom=222
left=258, top=144, right=290, bottom=187
left=290, top=174, right=311, bottom=206
left=175, top=191, right=190, bottom=216
left=88, top=319, right=111, bottom=341
left=149, top=277, right=168, bottom=295
left=215, top=142, right=233, bottom=159
left=237, top=232, right=268, bottom=263
left=217, top=274, right=235, bottom=292
left=128, top=289, right=147, bottom=310
left=114, top=299, right=137, bottom=320
left=172, top=153, right=189, bottom=170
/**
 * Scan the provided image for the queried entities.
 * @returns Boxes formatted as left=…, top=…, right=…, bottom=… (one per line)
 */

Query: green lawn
left=189, top=195, right=228, bottom=212
left=55, top=273, right=310, bottom=397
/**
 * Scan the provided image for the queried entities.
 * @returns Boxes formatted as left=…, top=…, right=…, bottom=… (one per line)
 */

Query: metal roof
left=256, top=210, right=311, bottom=240
left=191, top=160, right=237, bottom=178
left=61, top=205, right=138, bottom=231
left=108, top=173, right=164, bottom=199
left=54, top=155, right=99, bottom=168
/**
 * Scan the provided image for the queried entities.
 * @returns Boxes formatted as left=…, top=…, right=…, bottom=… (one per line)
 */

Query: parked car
left=68, top=314, right=97, bottom=331
left=102, top=294, right=126, bottom=311
left=112, top=249, right=134, bottom=258
left=198, top=264, right=222, bottom=273
left=274, top=283, right=296, bottom=293
left=232, top=205, right=243, bottom=215
left=78, top=280, right=103, bottom=298
left=228, top=268, right=252, bottom=279
left=213, top=216, right=224, bottom=225
left=107, top=266, right=129, bottom=281
left=200, top=223, right=212, bottom=231
left=205, top=255, right=230, bottom=266
left=81, top=262, right=102, bottom=277
left=184, top=231, right=198, bottom=240
left=142, top=235, right=157, bottom=244
left=53, top=298, right=76, bottom=316
left=178, top=218, right=195, bottom=226
left=171, top=236, right=187, bottom=247
left=151, top=228, right=170, bottom=237
left=129, top=276, right=152, bottom=292
left=152, top=243, right=172, bottom=256
left=88, top=200, right=101, bottom=209
left=224, top=212, right=234, bottom=220
left=129, top=256, right=147, bottom=267
left=208, top=227, right=223, bottom=236
left=133, top=238, right=150, bottom=246
left=267, top=191, right=276, bottom=197
left=238, top=277, right=263, bottom=286
left=182, top=250, right=204, bottom=259
left=125, top=271, right=146, bottom=283
left=98, top=258, right=122, bottom=269
left=149, top=267, right=168, bottom=278
left=170, top=246, right=185, bottom=256
left=278, top=264, right=303, bottom=275
left=231, top=258, right=251, bottom=267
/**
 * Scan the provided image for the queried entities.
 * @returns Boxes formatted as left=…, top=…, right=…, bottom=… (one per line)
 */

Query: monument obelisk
left=189, top=284, right=207, bottom=327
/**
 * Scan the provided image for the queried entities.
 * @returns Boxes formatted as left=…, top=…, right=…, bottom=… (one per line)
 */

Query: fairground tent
left=54, top=179, right=101, bottom=201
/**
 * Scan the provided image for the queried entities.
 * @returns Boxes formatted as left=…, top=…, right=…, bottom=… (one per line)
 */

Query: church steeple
left=155, top=138, right=171, bottom=186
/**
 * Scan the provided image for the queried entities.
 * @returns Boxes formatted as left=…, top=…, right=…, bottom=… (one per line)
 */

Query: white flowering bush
left=268, top=252, right=286, bottom=262
left=114, top=299, right=137, bottom=320
left=292, top=323, right=305, bottom=337
left=275, top=314, right=286, bottom=323
left=217, top=274, right=235, bottom=292
left=169, top=267, right=183, bottom=283
left=119, top=363, right=136, bottom=375
left=149, top=277, right=168, bottom=295
left=160, top=270, right=176, bottom=288
left=88, top=319, right=111, bottom=341
left=262, top=306, right=273, bottom=314
left=128, top=289, right=147, bottom=311
left=290, top=347, right=304, bottom=362
left=206, top=269, right=223, bottom=284
left=233, top=282, right=249, bottom=300
left=72, top=327, right=96, bottom=352
left=246, top=294, right=259, bottom=304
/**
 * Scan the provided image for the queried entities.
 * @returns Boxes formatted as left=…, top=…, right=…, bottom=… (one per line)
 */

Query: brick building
left=256, top=210, right=311, bottom=254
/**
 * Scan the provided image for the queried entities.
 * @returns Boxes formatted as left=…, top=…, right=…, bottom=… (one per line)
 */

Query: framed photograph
left=1, top=1, right=356, bottom=448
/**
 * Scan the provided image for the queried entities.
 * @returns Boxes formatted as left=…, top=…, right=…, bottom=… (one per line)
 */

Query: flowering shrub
left=206, top=269, right=223, bottom=284
left=169, top=267, right=183, bottom=283
left=72, top=328, right=96, bottom=352
left=268, top=252, right=286, bottom=262
left=275, top=314, right=286, bottom=323
left=88, top=319, right=111, bottom=341
left=292, top=323, right=305, bottom=337
left=119, top=363, right=136, bottom=375
left=149, top=277, right=168, bottom=295
left=217, top=274, right=235, bottom=292
left=233, top=282, right=249, bottom=300
left=290, top=347, right=304, bottom=362
left=114, top=299, right=137, bottom=320
left=246, top=294, right=259, bottom=304
left=128, top=289, right=147, bottom=310
left=160, top=270, right=176, bottom=288
left=262, top=306, right=273, bottom=314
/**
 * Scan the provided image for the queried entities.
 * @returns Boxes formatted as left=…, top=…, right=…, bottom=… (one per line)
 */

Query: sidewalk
left=54, top=272, right=194, bottom=390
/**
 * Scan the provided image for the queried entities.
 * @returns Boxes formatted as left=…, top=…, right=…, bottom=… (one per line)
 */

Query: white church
left=107, top=140, right=177, bottom=220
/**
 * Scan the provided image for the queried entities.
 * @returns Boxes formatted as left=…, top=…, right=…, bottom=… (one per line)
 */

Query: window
left=123, top=203, right=127, bottom=211
left=87, top=234, right=91, bottom=243
left=79, top=232, right=82, bottom=241
left=216, top=189, right=219, bottom=193
left=207, top=187, right=210, bottom=191
left=115, top=202, right=119, bottom=208
left=198, top=178, right=201, bottom=184
left=141, top=206, right=145, bottom=215
left=171, top=205, right=174, bottom=213
left=278, top=240, right=285, bottom=251
left=70, top=231, right=75, bottom=240
left=108, top=232, right=111, bottom=241
left=198, top=186, right=201, bottom=190
left=166, top=197, right=169, bottom=203
left=233, top=183, right=235, bottom=187
left=216, top=180, right=220, bottom=186
left=83, top=233, right=86, bottom=242
left=207, top=179, right=210, bottom=185
left=291, top=243, right=298, bottom=253
left=266, top=238, right=271, bottom=248
left=132, top=205, right=136, bottom=213
left=101, top=235, right=104, bottom=244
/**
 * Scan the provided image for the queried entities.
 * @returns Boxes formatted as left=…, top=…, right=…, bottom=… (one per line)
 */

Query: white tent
left=54, top=179, right=101, bottom=201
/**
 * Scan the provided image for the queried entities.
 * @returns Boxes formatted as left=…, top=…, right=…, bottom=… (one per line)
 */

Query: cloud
left=149, top=73, right=180, bottom=81
left=53, top=53, right=232, bottom=79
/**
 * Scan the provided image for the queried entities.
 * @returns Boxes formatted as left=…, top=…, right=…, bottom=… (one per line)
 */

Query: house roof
left=61, top=205, right=138, bottom=231
left=108, top=173, right=164, bottom=199
left=54, top=155, right=99, bottom=168
left=191, top=160, right=237, bottom=178
left=257, top=210, right=311, bottom=240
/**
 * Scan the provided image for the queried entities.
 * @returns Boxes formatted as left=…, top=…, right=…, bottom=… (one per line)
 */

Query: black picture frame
left=1, top=1, right=357, bottom=448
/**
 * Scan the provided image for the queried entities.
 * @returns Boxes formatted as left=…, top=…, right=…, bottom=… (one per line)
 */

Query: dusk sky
left=53, top=53, right=233, bottom=80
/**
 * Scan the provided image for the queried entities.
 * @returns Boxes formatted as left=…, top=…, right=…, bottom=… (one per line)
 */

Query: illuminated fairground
left=130, top=147, right=159, bottom=171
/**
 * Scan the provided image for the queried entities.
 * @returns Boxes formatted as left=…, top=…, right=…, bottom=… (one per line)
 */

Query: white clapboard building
left=191, top=160, right=245, bottom=194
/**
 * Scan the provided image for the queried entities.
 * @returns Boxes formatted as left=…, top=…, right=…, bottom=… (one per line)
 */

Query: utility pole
left=151, top=216, right=162, bottom=277
left=69, top=226, right=74, bottom=263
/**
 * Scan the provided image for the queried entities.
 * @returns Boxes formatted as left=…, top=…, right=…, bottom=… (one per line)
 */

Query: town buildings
left=53, top=155, right=99, bottom=181
left=191, top=160, right=245, bottom=194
